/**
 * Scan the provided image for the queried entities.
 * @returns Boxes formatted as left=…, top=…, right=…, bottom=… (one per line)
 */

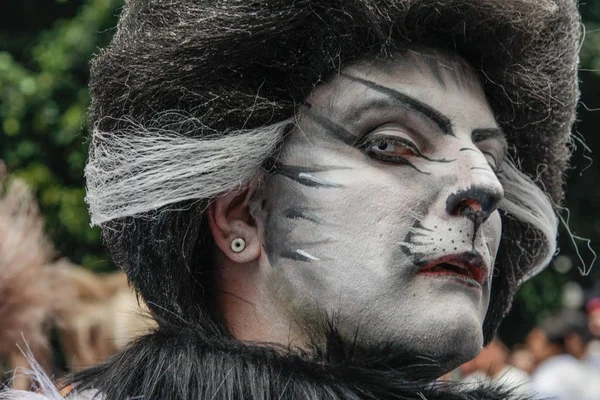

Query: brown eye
left=360, top=133, right=421, bottom=164
left=369, top=139, right=416, bottom=156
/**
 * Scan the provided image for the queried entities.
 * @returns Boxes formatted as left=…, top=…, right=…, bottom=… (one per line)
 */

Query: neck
left=216, top=257, right=308, bottom=347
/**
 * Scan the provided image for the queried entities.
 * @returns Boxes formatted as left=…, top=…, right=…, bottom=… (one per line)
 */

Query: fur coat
left=2, top=322, right=533, bottom=400
left=0, top=324, right=527, bottom=400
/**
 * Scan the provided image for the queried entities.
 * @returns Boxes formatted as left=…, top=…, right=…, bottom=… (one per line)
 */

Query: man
left=585, top=294, right=600, bottom=368
left=6, top=0, right=580, bottom=399
left=527, top=311, right=600, bottom=400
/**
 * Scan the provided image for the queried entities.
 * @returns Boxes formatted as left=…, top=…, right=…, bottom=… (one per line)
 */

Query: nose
left=445, top=186, right=502, bottom=224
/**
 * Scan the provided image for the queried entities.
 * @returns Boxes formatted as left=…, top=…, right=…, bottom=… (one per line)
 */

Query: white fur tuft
left=0, top=346, right=100, bottom=400
left=85, top=115, right=290, bottom=226
left=499, top=160, right=558, bottom=279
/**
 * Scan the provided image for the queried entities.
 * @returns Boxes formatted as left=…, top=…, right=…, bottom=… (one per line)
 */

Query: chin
left=358, top=303, right=486, bottom=374
left=427, top=315, right=483, bottom=371
left=426, top=322, right=484, bottom=372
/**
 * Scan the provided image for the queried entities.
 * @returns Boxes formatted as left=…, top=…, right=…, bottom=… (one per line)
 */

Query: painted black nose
left=445, top=186, right=502, bottom=224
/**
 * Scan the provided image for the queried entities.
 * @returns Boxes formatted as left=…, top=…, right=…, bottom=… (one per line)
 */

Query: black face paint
left=271, top=163, right=347, bottom=188
left=340, top=73, right=455, bottom=137
left=471, top=128, right=505, bottom=143
left=357, top=134, right=456, bottom=164
left=471, top=167, right=495, bottom=173
left=280, top=249, right=321, bottom=262
left=283, top=208, right=327, bottom=224
left=306, top=110, right=359, bottom=146
left=445, top=186, right=502, bottom=222
left=308, top=112, right=434, bottom=175
left=279, top=236, right=335, bottom=263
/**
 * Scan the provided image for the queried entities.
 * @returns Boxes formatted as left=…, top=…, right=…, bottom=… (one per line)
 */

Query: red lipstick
left=418, top=252, right=488, bottom=287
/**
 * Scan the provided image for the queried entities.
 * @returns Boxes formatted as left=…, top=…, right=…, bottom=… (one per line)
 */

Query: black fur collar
left=69, top=323, right=530, bottom=400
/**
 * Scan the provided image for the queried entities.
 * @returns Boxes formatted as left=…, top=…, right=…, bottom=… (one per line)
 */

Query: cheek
left=260, top=162, right=424, bottom=299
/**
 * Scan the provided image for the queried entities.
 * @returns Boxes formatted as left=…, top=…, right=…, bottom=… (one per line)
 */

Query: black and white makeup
left=212, top=50, right=507, bottom=370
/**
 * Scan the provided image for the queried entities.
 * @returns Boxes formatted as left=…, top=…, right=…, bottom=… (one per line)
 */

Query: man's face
left=259, top=51, right=506, bottom=367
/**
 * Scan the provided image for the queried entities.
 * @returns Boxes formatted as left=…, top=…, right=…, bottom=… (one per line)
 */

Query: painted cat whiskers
left=267, top=162, right=347, bottom=264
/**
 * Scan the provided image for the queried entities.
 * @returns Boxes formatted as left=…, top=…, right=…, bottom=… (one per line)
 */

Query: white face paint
left=258, top=51, right=506, bottom=368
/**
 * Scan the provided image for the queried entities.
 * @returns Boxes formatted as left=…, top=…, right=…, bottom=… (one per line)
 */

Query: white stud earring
left=231, top=238, right=246, bottom=253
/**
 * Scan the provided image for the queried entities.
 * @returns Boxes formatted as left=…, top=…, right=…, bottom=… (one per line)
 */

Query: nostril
left=445, top=186, right=502, bottom=220
left=454, top=198, right=483, bottom=217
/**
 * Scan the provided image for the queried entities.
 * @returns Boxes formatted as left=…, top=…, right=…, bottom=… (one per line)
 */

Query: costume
left=4, top=1, right=580, bottom=399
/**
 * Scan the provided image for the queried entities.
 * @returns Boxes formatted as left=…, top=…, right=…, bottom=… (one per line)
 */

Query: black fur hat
left=87, top=0, right=580, bottom=344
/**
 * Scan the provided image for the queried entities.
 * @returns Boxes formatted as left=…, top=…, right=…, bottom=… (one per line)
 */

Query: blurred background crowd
left=441, top=302, right=600, bottom=399
left=1, top=0, right=600, bottom=398
left=0, top=166, right=155, bottom=391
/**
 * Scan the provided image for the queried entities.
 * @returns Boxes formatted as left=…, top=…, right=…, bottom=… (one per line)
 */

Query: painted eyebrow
left=471, top=128, right=508, bottom=168
left=472, top=127, right=508, bottom=154
left=471, top=128, right=505, bottom=143
left=306, top=108, right=358, bottom=146
left=340, top=72, right=454, bottom=137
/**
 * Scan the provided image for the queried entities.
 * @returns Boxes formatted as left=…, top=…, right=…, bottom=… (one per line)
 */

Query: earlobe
left=208, top=187, right=262, bottom=264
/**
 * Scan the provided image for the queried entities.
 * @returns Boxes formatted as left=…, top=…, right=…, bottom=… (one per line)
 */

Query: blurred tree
left=0, top=0, right=123, bottom=271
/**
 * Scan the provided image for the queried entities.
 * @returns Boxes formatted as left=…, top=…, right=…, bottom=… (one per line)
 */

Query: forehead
left=307, top=49, right=497, bottom=131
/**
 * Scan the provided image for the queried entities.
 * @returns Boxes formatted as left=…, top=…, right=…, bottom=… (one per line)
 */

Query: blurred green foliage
left=1, top=0, right=123, bottom=271
left=1, top=0, right=600, bottom=342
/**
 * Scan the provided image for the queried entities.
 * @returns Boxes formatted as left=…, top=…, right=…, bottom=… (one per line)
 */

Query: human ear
left=208, top=185, right=262, bottom=264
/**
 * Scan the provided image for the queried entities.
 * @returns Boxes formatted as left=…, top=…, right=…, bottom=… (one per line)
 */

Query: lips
left=418, top=252, right=488, bottom=287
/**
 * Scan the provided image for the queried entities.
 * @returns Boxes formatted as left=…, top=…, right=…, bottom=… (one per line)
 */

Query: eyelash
left=361, top=135, right=505, bottom=177
left=359, top=134, right=419, bottom=163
